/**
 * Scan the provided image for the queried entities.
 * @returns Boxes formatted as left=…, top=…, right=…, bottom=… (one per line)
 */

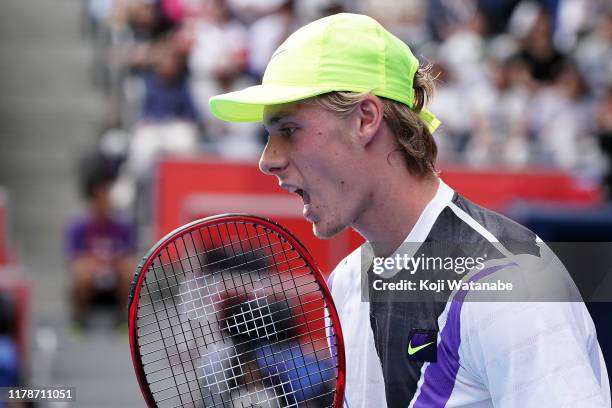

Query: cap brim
left=209, top=83, right=442, bottom=135
left=208, top=84, right=334, bottom=122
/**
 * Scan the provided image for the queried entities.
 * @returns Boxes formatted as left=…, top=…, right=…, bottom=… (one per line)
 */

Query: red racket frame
left=128, top=214, right=346, bottom=408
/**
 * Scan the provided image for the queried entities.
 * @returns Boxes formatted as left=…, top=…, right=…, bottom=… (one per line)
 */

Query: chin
left=312, top=219, right=347, bottom=240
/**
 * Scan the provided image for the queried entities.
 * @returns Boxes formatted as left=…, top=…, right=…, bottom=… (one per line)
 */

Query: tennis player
left=209, top=13, right=610, bottom=408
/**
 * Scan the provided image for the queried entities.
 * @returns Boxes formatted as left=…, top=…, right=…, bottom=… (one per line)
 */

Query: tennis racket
left=128, top=214, right=345, bottom=408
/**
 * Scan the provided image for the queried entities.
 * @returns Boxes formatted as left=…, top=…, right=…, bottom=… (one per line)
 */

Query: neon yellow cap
left=209, top=13, right=441, bottom=134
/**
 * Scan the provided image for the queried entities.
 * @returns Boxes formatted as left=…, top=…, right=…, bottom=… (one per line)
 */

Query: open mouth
left=282, top=184, right=311, bottom=205
left=295, top=188, right=310, bottom=205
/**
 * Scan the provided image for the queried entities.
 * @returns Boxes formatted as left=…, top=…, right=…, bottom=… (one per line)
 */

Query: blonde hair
left=314, top=65, right=438, bottom=177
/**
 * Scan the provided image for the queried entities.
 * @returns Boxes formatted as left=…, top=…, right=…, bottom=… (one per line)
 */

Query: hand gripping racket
left=128, top=214, right=345, bottom=408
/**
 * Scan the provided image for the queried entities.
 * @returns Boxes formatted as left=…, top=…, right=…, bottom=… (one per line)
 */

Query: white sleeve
left=324, top=269, right=337, bottom=353
left=324, top=249, right=388, bottom=408
left=460, top=299, right=610, bottom=407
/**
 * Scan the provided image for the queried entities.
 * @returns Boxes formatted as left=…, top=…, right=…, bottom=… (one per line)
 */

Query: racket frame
left=128, top=213, right=346, bottom=408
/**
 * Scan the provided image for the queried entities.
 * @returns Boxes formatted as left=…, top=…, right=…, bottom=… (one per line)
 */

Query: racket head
left=128, top=214, right=345, bottom=408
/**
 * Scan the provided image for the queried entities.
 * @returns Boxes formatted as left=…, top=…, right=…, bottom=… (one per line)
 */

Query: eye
left=281, top=127, right=297, bottom=138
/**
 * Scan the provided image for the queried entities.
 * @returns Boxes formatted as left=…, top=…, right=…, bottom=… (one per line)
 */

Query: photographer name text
left=372, top=278, right=513, bottom=292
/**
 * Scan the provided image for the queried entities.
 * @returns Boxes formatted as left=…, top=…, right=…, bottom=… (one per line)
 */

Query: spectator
left=476, top=0, right=522, bottom=36
left=425, top=0, right=477, bottom=42
left=428, top=61, right=474, bottom=163
left=107, top=0, right=171, bottom=128
left=112, top=37, right=200, bottom=216
left=515, top=5, right=567, bottom=83
left=187, top=0, right=249, bottom=113
left=65, top=164, right=136, bottom=329
left=529, top=62, right=603, bottom=173
left=574, top=5, right=612, bottom=97
left=554, top=0, right=594, bottom=52
left=141, top=37, right=199, bottom=123
left=182, top=0, right=262, bottom=156
left=469, top=54, right=530, bottom=166
left=436, top=9, right=489, bottom=88
left=247, top=0, right=299, bottom=81
left=364, top=0, right=432, bottom=48
left=124, top=0, right=167, bottom=62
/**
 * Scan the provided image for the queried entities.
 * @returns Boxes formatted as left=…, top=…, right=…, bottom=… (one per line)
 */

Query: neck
left=354, top=171, right=439, bottom=258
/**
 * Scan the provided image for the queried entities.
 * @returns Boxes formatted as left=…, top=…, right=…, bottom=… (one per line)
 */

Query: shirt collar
left=368, top=178, right=455, bottom=278
left=404, top=177, right=455, bottom=243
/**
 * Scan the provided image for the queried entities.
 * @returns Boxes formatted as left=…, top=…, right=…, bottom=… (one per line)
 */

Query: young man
left=209, top=13, right=610, bottom=408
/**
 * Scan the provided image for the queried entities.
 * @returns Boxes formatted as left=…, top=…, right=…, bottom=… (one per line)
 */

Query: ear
left=355, top=94, right=384, bottom=147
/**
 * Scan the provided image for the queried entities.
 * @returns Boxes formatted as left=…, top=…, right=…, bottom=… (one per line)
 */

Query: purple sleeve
left=64, top=218, right=86, bottom=260
left=117, top=219, right=137, bottom=255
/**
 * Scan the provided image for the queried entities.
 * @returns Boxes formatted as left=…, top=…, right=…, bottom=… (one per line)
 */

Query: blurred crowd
left=423, top=0, right=612, bottom=178
left=76, top=0, right=612, bottom=243
left=81, top=0, right=612, bottom=184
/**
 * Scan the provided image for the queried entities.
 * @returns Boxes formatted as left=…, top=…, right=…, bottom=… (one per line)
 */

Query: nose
left=259, top=137, right=289, bottom=176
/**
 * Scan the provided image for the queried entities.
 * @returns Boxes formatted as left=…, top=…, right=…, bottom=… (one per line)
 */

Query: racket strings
left=145, top=223, right=280, bottom=275
left=136, top=221, right=339, bottom=408
left=141, top=317, right=339, bottom=380
left=194, top=340, right=335, bottom=386
left=139, top=270, right=321, bottom=335
left=235, top=224, right=330, bottom=368
left=139, top=291, right=329, bottom=368
left=141, top=235, right=295, bottom=295
left=144, top=249, right=201, bottom=408
left=169, top=371, right=337, bottom=408
left=167, top=353, right=337, bottom=408
left=154, top=340, right=336, bottom=401
left=141, top=228, right=304, bottom=307
left=139, top=253, right=308, bottom=320
left=168, top=381, right=337, bottom=408
left=141, top=303, right=333, bottom=375
left=139, top=263, right=321, bottom=338
left=143, top=312, right=335, bottom=405
left=141, top=231, right=318, bottom=342
left=143, top=315, right=335, bottom=378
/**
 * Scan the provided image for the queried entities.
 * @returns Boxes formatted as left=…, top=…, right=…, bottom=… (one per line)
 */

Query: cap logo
left=270, top=48, right=287, bottom=61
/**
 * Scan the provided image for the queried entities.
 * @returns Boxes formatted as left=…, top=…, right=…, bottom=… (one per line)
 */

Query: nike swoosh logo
left=407, top=340, right=435, bottom=355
